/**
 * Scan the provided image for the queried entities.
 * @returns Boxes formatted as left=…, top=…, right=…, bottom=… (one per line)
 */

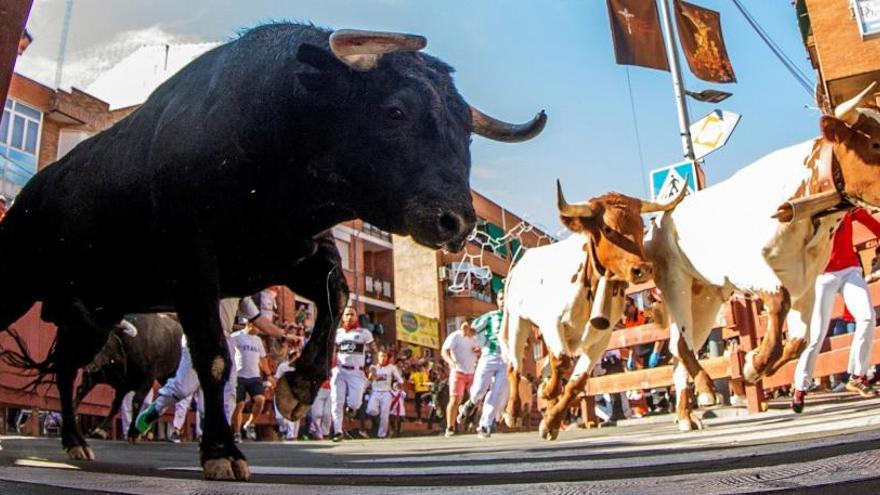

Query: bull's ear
left=296, top=44, right=349, bottom=98
left=821, top=115, right=854, bottom=143
left=296, top=43, right=346, bottom=71
left=560, top=215, right=591, bottom=234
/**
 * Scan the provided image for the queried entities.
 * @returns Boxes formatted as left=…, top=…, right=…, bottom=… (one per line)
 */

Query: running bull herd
left=1, top=22, right=879, bottom=481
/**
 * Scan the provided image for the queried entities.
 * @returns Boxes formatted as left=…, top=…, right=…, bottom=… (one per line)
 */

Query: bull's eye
left=387, top=107, right=406, bottom=121
left=602, top=225, right=613, bottom=236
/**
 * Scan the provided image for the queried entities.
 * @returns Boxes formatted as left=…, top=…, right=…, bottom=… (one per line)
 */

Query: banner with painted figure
left=606, top=0, right=670, bottom=71
left=396, top=309, right=440, bottom=349
left=674, top=0, right=736, bottom=83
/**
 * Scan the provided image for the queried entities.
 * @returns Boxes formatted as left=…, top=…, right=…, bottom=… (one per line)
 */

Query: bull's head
left=556, top=181, right=687, bottom=285
left=821, top=82, right=880, bottom=207
left=297, top=30, right=546, bottom=251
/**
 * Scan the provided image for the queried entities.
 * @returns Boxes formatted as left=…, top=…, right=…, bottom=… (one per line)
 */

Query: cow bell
left=590, top=276, right=627, bottom=330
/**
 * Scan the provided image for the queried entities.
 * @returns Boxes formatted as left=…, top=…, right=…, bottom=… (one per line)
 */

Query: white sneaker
left=477, top=427, right=491, bottom=439
left=444, top=428, right=455, bottom=438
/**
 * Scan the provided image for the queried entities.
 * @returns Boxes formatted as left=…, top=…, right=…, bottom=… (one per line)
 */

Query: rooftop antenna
left=53, top=0, right=73, bottom=89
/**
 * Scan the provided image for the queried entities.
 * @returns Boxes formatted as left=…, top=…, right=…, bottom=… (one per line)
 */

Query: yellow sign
left=395, top=309, right=440, bottom=349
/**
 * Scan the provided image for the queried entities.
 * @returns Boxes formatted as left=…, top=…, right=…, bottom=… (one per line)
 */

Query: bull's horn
left=640, top=174, right=690, bottom=213
left=834, top=81, right=878, bottom=125
left=329, top=29, right=427, bottom=72
left=557, top=179, right=597, bottom=218
left=471, top=107, right=547, bottom=143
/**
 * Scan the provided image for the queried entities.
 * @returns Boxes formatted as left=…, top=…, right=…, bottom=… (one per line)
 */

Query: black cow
left=0, top=24, right=545, bottom=479
left=75, top=314, right=183, bottom=441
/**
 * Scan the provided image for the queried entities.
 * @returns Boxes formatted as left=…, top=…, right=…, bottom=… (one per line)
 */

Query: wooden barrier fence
left=580, top=282, right=880, bottom=425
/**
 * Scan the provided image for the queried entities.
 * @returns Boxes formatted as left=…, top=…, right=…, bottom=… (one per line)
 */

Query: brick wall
left=806, top=0, right=880, bottom=81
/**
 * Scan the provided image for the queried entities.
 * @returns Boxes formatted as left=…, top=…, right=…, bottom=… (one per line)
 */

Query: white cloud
left=14, top=25, right=204, bottom=91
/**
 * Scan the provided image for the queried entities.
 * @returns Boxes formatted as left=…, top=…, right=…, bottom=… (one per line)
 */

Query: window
left=0, top=99, right=42, bottom=186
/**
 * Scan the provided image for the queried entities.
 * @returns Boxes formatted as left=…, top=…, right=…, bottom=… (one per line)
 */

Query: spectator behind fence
left=409, top=361, right=431, bottom=423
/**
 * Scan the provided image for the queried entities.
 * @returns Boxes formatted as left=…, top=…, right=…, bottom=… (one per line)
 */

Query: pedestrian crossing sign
left=650, top=161, right=697, bottom=201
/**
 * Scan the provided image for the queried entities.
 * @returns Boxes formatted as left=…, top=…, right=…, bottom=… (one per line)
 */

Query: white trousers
left=171, top=390, right=203, bottom=438
left=120, top=389, right=153, bottom=437
left=330, top=367, right=367, bottom=434
left=274, top=401, right=300, bottom=439
left=469, top=355, right=509, bottom=430
left=366, top=390, right=393, bottom=438
left=154, top=338, right=237, bottom=424
left=794, top=266, right=876, bottom=391
left=310, top=387, right=332, bottom=439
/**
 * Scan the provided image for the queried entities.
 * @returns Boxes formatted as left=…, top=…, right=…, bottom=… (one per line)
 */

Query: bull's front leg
left=175, top=292, right=247, bottom=481
left=90, top=387, right=123, bottom=440
left=743, top=289, right=792, bottom=383
left=502, top=364, right=522, bottom=428
left=675, top=337, right=717, bottom=408
left=275, top=234, right=348, bottom=422
left=57, top=359, right=95, bottom=460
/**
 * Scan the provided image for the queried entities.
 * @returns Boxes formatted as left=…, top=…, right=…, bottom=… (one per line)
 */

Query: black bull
left=75, top=314, right=183, bottom=440
left=0, top=23, right=545, bottom=479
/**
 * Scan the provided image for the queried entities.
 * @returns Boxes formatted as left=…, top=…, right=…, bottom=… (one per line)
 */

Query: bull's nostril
left=438, top=212, right=461, bottom=235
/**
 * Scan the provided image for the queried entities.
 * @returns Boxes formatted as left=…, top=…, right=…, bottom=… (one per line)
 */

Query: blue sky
left=19, top=0, right=819, bottom=233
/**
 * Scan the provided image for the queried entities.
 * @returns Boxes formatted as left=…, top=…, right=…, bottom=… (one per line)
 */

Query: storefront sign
left=395, top=309, right=440, bottom=349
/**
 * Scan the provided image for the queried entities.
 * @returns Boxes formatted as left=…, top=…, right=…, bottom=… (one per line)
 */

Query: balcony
left=343, top=269, right=395, bottom=306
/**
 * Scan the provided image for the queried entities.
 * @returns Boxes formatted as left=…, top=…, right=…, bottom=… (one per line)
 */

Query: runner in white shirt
left=441, top=320, right=479, bottom=437
left=231, top=327, right=270, bottom=440
left=136, top=293, right=297, bottom=438
left=330, top=306, right=378, bottom=442
left=365, top=350, right=403, bottom=438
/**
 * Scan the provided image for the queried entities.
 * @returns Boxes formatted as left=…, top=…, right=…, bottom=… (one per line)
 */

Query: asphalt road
left=1, top=393, right=879, bottom=494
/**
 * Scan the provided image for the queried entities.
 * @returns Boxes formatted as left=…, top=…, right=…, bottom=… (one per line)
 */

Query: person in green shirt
left=456, top=290, right=509, bottom=439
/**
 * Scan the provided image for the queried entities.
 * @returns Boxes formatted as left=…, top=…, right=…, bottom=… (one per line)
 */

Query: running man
left=330, top=306, right=378, bottom=442
left=457, top=290, right=508, bottom=439
left=365, top=350, right=403, bottom=438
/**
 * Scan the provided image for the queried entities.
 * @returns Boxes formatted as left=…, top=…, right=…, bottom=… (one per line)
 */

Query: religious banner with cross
left=606, top=0, right=669, bottom=71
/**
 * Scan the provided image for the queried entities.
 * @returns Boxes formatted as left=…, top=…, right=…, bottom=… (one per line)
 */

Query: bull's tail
left=0, top=325, right=58, bottom=392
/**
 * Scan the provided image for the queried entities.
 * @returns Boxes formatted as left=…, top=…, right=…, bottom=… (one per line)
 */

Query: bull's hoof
left=502, top=412, right=521, bottom=429
left=676, top=413, right=703, bottom=432
left=203, top=458, right=236, bottom=481
left=743, top=350, right=761, bottom=383
left=66, top=446, right=95, bottom=461
left=697, top=391, right=717, bottom=407
left=231, top=458, right=250, bottom=481
left=89, top=428, right=109, bottom=440
left=538, top=420, right=559, bottom=441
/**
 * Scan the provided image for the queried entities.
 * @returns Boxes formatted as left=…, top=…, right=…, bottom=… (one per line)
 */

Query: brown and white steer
left=500, top=182, right=686, bottom=440
left=644, top=83, right=880, bottom=430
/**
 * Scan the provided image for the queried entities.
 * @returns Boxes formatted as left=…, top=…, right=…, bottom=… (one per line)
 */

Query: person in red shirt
left=792, top=208, right=880, bottom=412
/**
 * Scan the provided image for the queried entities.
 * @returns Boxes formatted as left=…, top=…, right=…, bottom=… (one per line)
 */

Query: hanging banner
left=396, top=309, right=440, bottom=349
left=607, top=0, right=670, bottom=72
left=674, top=0, right=737, bottom=83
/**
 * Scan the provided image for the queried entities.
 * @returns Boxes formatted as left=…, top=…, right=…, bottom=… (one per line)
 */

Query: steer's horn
left=834, top=81, right=878, bottom=125
left=471, top=107, right=547, bottom=143
left=329, top=29, right=427, bottom=72
left=557, top=179, right=597, bottom=218
left=640, top=175, right=690, bottom=213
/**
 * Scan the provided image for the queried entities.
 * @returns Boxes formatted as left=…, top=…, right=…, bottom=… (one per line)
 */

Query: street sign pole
left=657, top=0, right=705, bottom=189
